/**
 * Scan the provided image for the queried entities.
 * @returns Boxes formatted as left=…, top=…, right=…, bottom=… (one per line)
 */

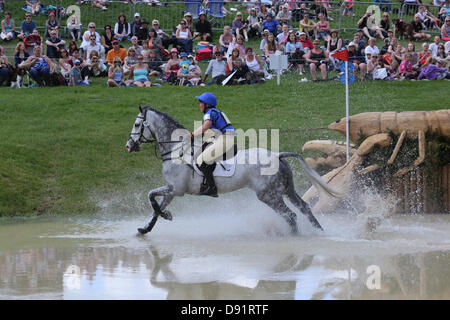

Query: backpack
left=49, top=72, right=67, bottom=86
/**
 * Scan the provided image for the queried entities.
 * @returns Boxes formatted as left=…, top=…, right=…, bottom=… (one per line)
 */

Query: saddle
left=193, top=142, right=238, bottom=178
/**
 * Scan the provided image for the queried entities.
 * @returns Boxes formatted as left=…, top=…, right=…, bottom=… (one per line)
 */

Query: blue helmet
left=196, top=92, right=217, bottom=107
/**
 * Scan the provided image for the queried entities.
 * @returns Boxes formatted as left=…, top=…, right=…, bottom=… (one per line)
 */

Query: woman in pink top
left=399, top=53, right=417, bottom=79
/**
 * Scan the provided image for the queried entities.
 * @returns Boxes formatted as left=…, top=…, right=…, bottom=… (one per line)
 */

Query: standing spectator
left=45, top=28, right=66, bottom=60
left=203, top=50, right=227, bottom=85
left=114, top=13, right=131, bottom=42
left=26, top=0, right=41, bottom=16
left=176, top=19, right=193, bottom=54
left=305, top=39, right=329, bottom=81
left=411, top=14, right=431, bottom=41
left=83, top=33, right=105, bottom=61
left=263, top=13, right=280, bottom=36
left=195, top=11, right=213, bottom=42
left=67, top=14, right=81, bottom=41
left=101, top=25, right=114, bottom=54
left=45, top=12, right=59, bottom=37
left=81, top=22, right=101, bottom=51
left=219, top=26, right=235, bottom=54
left=131, top=12, right=141, bottom=37
left=232, top=12, right=248, bottom=42
left=342, top=0, right=354, bottom=17
left=1, top=11, right=15, bottom=41
left=136, top=19, right=149, bottom=42
left=327, top=29, right=342, bottom=70
left=106, top=39, right=127, bottom=66
left=17, top=12, right=36, bottom=40
left=299, top=12, right=316, bottom=40
left=347, top=42, right=366, bottom=81
left=247, top=8, right=261, bottom=39
left=107, top=57, right=125, bottom=87
left=21, top=45, right=53, bottom=86
left=277, top=4, right=292, bottom=27
left=364, top=37, right=380, bottom=62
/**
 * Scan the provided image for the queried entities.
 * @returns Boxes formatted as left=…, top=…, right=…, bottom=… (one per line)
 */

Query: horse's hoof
left=137, top=228, right=148, bottom=235
left=160, top=210, right=173, bottom=221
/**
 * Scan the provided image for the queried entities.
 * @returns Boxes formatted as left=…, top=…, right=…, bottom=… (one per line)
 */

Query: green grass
left=0, top=77, right=448, bottom=217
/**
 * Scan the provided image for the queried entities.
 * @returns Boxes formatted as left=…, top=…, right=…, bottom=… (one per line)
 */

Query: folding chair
left=208, top=0, right=225, bottom=19
left=185, top=0, right=202, bottom=19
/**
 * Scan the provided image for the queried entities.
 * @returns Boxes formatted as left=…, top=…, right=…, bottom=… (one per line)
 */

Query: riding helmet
left=196, top=92, right=217, bottom=107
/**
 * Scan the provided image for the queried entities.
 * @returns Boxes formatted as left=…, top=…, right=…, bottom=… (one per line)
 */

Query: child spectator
left=70, top=59, right=89, bottom=86
left=399, top=53, right=418, bottom=79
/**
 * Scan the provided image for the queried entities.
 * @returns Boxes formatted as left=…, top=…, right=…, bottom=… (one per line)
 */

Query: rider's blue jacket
left=203, top=107, right=236, bottom=134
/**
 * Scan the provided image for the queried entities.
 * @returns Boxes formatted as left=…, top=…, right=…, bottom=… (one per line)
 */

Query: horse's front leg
left=138, top=185, right=174, bottom=235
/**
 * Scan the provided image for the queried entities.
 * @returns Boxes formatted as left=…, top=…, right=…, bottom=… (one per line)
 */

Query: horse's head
left=125, top=105, right=155, bottom=153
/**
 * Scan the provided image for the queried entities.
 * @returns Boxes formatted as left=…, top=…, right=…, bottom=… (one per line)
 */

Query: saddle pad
left=193, top=155, right=237, bottom=178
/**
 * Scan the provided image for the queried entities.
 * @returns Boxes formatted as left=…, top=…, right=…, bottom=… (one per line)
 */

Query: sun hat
left=171, top=48, right=178, bottom=53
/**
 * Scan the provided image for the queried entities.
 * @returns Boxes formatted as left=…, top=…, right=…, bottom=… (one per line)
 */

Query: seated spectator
left=417, top=5, right=438, bottom=30
left=305, top=39, right=329, bottom=81
left=411, top=14, right=431, bottom=41
left=429, top=35, right=442, bottom=57
left=347, top=42, right=366, bottom=81
left=246, top=8, right=261, bottom=39
left=226, top=47, right=241, bottom=74
left=264, top=33, right=280, bottom=58
left=106, top=39, right=127, bottom=66
left=379, top=12, right=390, bottom=39
left=227, top=35, right=246, bottom=58
left=114, top=13, right=131, bottom=42
left=21, top=45, right=53, bottom=86
left=203, top=50, right=227, bottom=85
left=45, top=12, right=59, bottom=37
left=67, top=14, right=82, bottom=41
left=219, top=26, right=235, bottom=54
left=418, top=57, right=449, bottom=79
left=177, top=52, right=192, bottom=85
left=285, top=32, right=305, bottom=74
left=358, top=11, right=384, bottom=40
left=195, top=11, right=213, bottom=42
left=17, top=12, right=36, bottom=40
left=26, top=0, right=41, bottom=16
left=108, top=57, right=125, bottom=87
left=183, top=12, right=194, bottom=33
left=439, top=1, right=450, bottom=22
left=298, top=31, right=313, bottom=53
left=1, top=11, right=15, bottom=41
left=418, top=42, right=432, bottom=66
left=92, top=0, right=108, bottom=11
left=399, top=52, right=418, bottom=79
left=68, top=40, right=78, bottom=56
left=276, top=4, right=292, bottom=28
left=131, top=12, right=141, bottom=37
left=101, top=25, right=114, bottom=54
left=148, top=28, right=163, bottom=60
left=258, top=3, right=274, bottom=22
left=277, top=24, right=290, bottom=48
left=299, top=12, right=316, bottom=40
left=436, top=43, right=448, bottom=58
left=152, top=20, right=173, bottom=49
left=164, top=48, right=180, bottom=83
left=46, top=28, right=66, bottom=60
left=127, top=54, right=152, bottom=87
left=263, top=13, right=281, bottom=36
left=14, top=42, right=29, bottom=86
left=130, top=36, right=143, bottom=55
left=58, top=48, right=72, bottom=79
left=185, top=54, right=202, bottom=86
left=316, top=13, right=331, bottom=42
left=342, top=0, right=355, bottom=17
left=244, top=47, right=265, bottom=83
left=83, top=33, right=104, bottom=61
left=442, top=16, right=450, bottom=41
left=228, top=57, right=250, bottom=85
left=405, top=42, right=419, bottom=65
left=123, top=47, right=137, bottom=75
left=147, top=49, right=163, bottom=76
left=86, top=51, right=107, bottom=77
left=136, top=19, right=149, bottom=42
left=260, top=29, right=269, bottom=52
left=0, top=46, right=11, bottom=86
left=365, top=37, right=380, bottom=62
left=24, top=28, right=42, bottom=56
left=176, top=19, right=193, bottom=54
left=69, top=59, right=89, bottom=86
left=232, top=12, right=248, bottom=42
left=327, top=29, right=342, bottom=70
left=141, top=41, right=151, bottom=62
left=81, top=23, right=101, bottom=51
left=367, top=53, right=387, bottom=80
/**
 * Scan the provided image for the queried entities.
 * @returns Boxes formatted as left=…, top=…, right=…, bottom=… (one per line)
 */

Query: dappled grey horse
left=125, top=106, right=343, bottom=235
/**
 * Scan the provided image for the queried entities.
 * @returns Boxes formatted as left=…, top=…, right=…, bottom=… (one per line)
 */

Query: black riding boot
left=199, top=163, right=218, bottom=197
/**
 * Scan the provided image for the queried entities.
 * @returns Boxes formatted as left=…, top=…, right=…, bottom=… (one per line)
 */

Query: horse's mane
left=147, top=106, right=186, bottom=130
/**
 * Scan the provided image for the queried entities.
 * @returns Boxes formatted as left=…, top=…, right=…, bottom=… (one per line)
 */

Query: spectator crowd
left=1, top=0, right=449, bottom=88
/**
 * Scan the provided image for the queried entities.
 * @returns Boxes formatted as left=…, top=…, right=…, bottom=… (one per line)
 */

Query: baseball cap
left=348, top=41, right=357, bottom=47
left=263, top=29, right=269, bottom=34
left=134, top=12, right=140, bottom=17
left=180, top=52, right=188, bottom=58
left=74, top=59, right=81, bottom=64
left=298, top=32, right=306, bottom=36
left=112, top=39, right=119, bottom=44
left=171, top=48, right=178, bottom=53
left=188, top=54, right=194, bottom=59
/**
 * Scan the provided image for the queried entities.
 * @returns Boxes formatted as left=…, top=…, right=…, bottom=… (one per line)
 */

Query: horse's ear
left=139, top=104, right=143, bottom=114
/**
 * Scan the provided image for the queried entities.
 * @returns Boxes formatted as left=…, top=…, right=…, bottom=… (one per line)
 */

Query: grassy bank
left=0, top=77, right=447, bottom=217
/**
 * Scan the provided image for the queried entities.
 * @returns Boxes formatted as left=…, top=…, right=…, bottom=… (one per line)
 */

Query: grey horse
left=125, top=106, right=343, bottom=235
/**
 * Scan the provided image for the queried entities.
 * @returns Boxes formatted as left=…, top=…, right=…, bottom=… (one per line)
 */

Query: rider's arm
left=192, top=120, right=212, bottom=137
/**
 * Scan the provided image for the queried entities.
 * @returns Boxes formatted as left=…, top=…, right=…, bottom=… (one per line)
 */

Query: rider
left=190, top=92, right=236, bottom=197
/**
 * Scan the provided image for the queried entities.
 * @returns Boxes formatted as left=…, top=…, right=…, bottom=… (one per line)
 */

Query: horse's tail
left=278, top=152, right=346, bottom=199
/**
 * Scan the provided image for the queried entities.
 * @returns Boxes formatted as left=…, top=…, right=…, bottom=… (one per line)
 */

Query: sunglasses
left=89, top=26, right=95, bottom=28
left=153, top=23, right=159, bottom=26
left=181, top=22, right=186, bottom=25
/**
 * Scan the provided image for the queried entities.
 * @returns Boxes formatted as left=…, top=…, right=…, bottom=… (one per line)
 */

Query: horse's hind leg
left=257, top=191, right=298, bottom=235
left=287, top=190, right=323, bottom=231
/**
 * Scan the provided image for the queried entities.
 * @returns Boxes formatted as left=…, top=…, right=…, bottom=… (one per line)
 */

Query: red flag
left=331, top=49, right=348, bottom=61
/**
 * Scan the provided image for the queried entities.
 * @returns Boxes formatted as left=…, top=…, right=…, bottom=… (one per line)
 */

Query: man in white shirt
left=364, top=37, right=379, bottom=62
left=83, top=34, right=105, bottom=60
left=429, top=35, right=441, bottom=57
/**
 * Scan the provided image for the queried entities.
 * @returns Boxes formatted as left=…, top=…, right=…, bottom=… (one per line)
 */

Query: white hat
left=283, top=3, right=289, bottom=8
left=134, top=12, right=140, bottom=17
left=348, top=41, right=357, bottom=47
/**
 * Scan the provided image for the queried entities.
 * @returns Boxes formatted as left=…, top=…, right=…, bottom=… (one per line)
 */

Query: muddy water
left=1, top=192, right=449, bottom=300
